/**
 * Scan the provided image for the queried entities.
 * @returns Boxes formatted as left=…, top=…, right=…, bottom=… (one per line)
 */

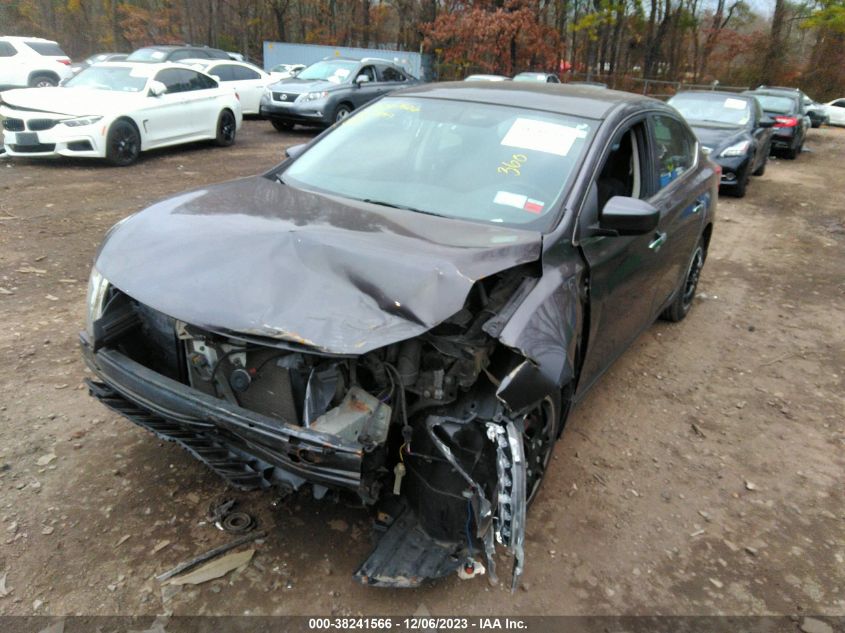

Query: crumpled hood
left=0, top=87, right=141, bottom=117
left=95, top=177, right=542, bottom=355
left=691, top=125, right=748, bottom=154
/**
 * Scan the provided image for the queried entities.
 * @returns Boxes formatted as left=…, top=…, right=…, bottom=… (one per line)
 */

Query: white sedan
left=182, top=58, right=283, bottom=115
left=0, top=62, right=242, bottom=166
left=823, top=98, right=845, bottom=127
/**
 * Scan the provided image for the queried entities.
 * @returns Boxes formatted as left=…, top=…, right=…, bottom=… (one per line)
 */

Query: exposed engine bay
left=83, top=266, right=560, bottom=589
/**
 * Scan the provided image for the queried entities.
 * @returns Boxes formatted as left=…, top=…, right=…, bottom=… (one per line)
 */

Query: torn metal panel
left=490, top=261, right=583, bottom=410
left=354, top=507, right=462, bottom=588
left=487, top=420, right=527, bottom=592
left=94, top=177, right=542, bottom=355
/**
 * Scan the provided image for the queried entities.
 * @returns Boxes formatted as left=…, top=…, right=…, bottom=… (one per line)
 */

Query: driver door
left=576, top=119, right=663, bottom=394
left=140, top=68, right=191, bottom=146
left=350, top=65, right=379, bottom=108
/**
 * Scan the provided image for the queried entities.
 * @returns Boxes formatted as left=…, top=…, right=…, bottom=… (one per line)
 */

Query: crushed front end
left=80, top=267, right=546, bottom=589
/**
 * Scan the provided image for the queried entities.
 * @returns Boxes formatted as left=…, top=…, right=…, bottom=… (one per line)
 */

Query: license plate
left=16, top=132, right=39, bottom=145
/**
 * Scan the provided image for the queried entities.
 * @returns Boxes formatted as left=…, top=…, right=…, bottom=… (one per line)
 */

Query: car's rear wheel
left=661, top=238, right=704, bottom=322
left=214, top=110, right=237, bottom=147
left=333, top=104, right=353, bottom=123
left=105, top=120, right=141, bottom=167
left=29, top=74, right=57, bottom=88
left=271, top=119, right=294, bottom=132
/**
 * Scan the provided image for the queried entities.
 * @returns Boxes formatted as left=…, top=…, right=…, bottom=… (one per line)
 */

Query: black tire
left=333, top=103, right=353, bottom=123
left=271, top=119, right=294, bottom=132
left=29, top=74, right=57, bottom=88
left=730, top=164, right=750, bottom=198
left=753, top=153, right=767, bottom=176
left=784, top=141, right=800, bottom=160
left=661, top=238, right=705, bottom=322
left=105, top=120, right=141, bottom=167
left=811, top=120, right=820, bottom=129
left=522, top=391, right=563, bottom=506
left=214, top=110, right=237, bottom=147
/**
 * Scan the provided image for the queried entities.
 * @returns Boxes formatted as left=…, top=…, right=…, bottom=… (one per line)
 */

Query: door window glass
left=0, top=42, right=17, bottom=57
left=356, top=66, right=376, bottom=82
left=378, top=65, right=405, bottom=82
left=652, top=115, right=695, bottom=190
left=210, top=64, right=236, bottom=81
left=231, top=65, right=261, bottom=80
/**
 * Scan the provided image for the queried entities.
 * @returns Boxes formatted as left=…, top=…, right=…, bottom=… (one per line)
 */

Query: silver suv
left=0, top=36, right=73, bottom=89
left=259, top=57, right=419, bottom=130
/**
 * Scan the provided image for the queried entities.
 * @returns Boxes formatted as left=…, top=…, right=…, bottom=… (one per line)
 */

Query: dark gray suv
left=259, top=57, right=419, bottom=130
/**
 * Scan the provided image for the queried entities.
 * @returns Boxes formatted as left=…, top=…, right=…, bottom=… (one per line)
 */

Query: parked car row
left=665, top=82, right=838, bottom=197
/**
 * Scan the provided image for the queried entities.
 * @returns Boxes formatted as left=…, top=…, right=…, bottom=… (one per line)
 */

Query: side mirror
left=210, top=74, right=222, bottom=83
left=290, top=68, right=301, bottom=76
left=284, top=143, right=306, bottom=160
left=148, top=80, right=167, bottom=97
left=759, top=116, right=775, bottom=128
left=597, top=196, right=660, bottom=236
left=355, top=75, right=370, bottom=85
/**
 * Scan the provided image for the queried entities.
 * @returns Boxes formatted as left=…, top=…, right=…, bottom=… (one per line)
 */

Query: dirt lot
left=0, top=121, right=842, bottom=618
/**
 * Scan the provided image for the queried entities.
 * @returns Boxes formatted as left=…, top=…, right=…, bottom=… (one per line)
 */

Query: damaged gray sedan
left=80, top=82, right=717, bottom=589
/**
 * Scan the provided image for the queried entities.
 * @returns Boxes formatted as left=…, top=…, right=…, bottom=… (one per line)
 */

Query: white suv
left=0, top=36, right=73, bottom=89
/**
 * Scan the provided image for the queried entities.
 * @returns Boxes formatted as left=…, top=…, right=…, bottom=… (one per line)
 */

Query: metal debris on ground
left=166, top=548, right=255, bottom=586
left=155, top=530, right=267, bottom=583
left=206, top=496, right=257, bottom=533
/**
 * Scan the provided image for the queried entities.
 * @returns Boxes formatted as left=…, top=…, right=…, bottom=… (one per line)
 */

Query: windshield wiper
left=360, top=198, right=445, bottom=218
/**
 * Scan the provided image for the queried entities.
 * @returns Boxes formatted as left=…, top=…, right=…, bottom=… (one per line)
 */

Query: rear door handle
left=692, top=200, right=706, bottom=214
left=649, top=231, right=668, bottom=251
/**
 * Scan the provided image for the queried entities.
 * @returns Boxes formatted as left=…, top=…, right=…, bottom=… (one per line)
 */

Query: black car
left=81, top=83, right=717, bottom=589
left=668, top=91, right=774, bottom=197
left=126, top=45, right=232, bottom=63
left=757, top=85, right=829, bottom=128
left=745, top=89, right=809, bottom=159
left=69, top=52, right=128, bottom=76
left=260, top=57, right=419, bottom=129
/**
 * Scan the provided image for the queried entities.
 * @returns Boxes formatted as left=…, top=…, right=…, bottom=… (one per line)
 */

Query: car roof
left=745, top=89, right=799, bottom=102
left=89, top=61, right=214, bottom=76
left=0, top=36, right=59, bottom=43
left=392, top=81, right=662, bottom=120
left=672, top=90, right=754, bottom=101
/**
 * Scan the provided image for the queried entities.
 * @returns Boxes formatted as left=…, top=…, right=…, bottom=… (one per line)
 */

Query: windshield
left=296, top=60, right=357, bottom=83
left=281, top=97, right=595, bottom=230
left=514, top=74, right=545, bottom=82
left=752, top=94, right=795, bottom=114
left=668, top=94, right=751, bottom=127
left=64, top=66, right=149, bottom=92
left=126, top=48, right=168, bottom=62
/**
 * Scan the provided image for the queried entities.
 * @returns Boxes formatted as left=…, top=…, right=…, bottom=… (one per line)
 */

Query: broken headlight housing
left=85, top=266, right=110, bottom=337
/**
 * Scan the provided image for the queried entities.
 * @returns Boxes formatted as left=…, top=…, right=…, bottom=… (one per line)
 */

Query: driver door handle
left=692, top=200, right=706, bottom=214
left=649, top=231, right=668, bottom=251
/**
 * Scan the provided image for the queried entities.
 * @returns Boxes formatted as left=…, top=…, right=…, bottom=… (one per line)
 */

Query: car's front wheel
left=522, top=392, right=564, bottom=506
left=271, top=119, right=294, bottom=132
left=214, top=110, right=237, bottom=147
left=661, top=238, right=705, bottom=322
left=105, top=120, right=141, bottom=167
left=333, top=104, right=353, bottom=123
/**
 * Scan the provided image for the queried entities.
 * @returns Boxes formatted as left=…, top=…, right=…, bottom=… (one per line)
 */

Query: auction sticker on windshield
left=724, top=98, right=747, bottom=110
left=501, top=118, right=586, bottom=156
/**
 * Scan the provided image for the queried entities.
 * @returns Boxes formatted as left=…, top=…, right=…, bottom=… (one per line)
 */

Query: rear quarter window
left=25, top=41, right=66, bottom=56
